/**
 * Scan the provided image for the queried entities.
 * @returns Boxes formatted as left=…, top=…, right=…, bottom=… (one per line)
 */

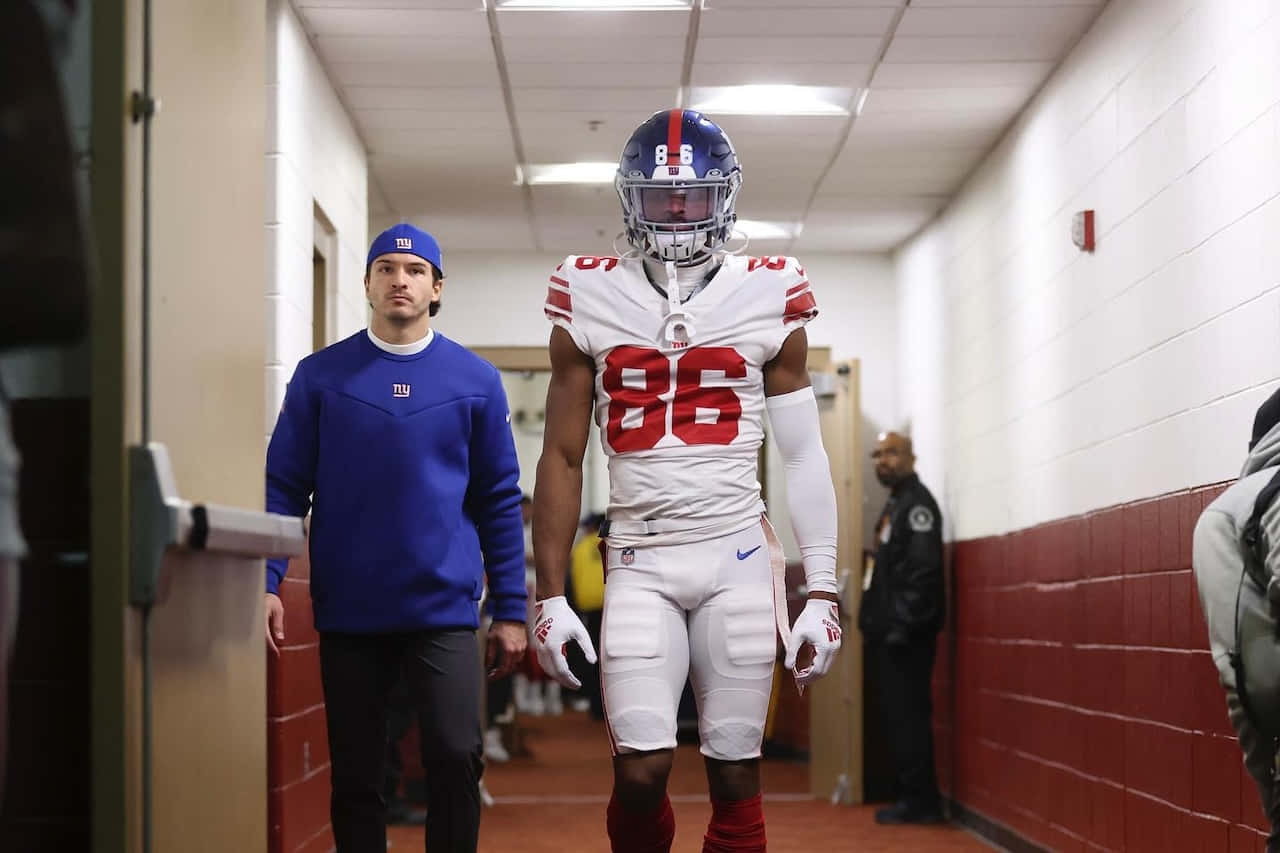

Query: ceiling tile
left=298, top=8, right=489, bottom=37
left=368, top=128, right=514, bottom=156
left=864, top=85, right=1035, bottom=113
left=501, top=36, right=685, bottom=63
left=698, top=7, right=895, bottom=37
left=704, top=0, right=904, bottom=7
left=505, top=62, right=680, bottom=88
left=885, top=34, right=1077, bottom=63
left=849, top=121, right=1003, bottom=151
left=344, top=86, right=505, bottom=110
left=316, top=36, right=495, bottom=63
left=820, top=159, right=972, bottom=196
left=897, top=5, right=1100, bottom=37
left=495, top=8, right=690, bottom=38
left=331, top=61, right=501, bottom=87
left=513, top=87, right=677, bottom=113
left=355, top=108, right=512, bottom=131
left=855, top=104, right=1008, bottom=134
left=299, top=0, right=483, bottom=8
left=696, top=36, right=882, bottom=64
left=691, top=62, right=871, bottom=87
left=873, top=61, right=1054, bottom=88
left=911, top=0, right=1099, bottom=6
left=715, top=114, right=849, bottom=141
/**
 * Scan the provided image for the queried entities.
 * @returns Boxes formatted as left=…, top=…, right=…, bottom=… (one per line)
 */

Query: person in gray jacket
left=1193, top=388, right=1280, bottom=851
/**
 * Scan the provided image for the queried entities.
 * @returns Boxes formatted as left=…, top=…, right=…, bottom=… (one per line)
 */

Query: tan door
left=91, top=1, right=269, bottom=851
left=807, top=360, right=863, bottom=804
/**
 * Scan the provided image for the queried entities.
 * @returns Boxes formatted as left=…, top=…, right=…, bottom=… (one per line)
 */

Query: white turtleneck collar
left=367, top=327, right=434, bottom=355
left=643, top=254, right=720, bottom=302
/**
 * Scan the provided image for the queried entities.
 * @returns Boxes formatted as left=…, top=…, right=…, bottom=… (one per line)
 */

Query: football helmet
left=615, top=109, right=742, bottom=266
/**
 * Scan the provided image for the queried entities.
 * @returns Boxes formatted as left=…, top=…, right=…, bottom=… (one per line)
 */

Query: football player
left=531, top=109, right=843, bottom=853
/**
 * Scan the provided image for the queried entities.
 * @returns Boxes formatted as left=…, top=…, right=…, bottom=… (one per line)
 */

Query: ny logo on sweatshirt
left=393, top=383, right=411, bottom=398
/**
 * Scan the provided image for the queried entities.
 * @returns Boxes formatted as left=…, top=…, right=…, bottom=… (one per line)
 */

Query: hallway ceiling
left=294, top=0, right=1106, bottom=255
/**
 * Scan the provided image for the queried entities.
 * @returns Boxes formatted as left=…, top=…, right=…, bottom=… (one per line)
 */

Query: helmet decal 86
left=615, top=109, right=743, bottom=267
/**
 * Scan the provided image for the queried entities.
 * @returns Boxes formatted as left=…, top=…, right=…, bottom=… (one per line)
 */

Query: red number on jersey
left=602, top=346, right=669, bottom=452
left=747, top=256, right=787, bottom=272
left=601, top=347, right=746, bottom=451
left=673, top=347, right=746, bottom=445
left=575, top=255, right=619, bottom=271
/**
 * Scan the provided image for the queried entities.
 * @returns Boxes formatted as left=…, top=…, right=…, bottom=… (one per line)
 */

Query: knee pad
left=699, top=711, right=765, bottom=761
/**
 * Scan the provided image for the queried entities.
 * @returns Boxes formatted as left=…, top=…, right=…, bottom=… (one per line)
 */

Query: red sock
left=607, top=791, right=675, bottom=853
left=702, top=793, right=766, bottom=853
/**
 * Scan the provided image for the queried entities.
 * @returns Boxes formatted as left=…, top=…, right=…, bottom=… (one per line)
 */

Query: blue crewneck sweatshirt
left=265, top=330, right=526, bottom=632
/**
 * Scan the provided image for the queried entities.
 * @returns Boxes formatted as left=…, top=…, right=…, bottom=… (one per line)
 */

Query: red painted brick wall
left=940, top=484, right=1273, bottom=852
left=268, top=546, right=334, bottom=853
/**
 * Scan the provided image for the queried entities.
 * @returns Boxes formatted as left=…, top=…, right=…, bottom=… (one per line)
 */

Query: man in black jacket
left=859, top=431, right=945, bottom=825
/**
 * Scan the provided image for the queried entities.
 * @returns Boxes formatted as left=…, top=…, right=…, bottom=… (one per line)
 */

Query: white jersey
left=544, top=253, right=819, bottom=547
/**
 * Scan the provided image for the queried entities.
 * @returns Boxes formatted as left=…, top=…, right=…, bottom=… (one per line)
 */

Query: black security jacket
left=858, top=474, right=945, bottom=641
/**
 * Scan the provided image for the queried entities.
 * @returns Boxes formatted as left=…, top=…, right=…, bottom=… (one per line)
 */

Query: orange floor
left=388, top=711, right=993, bottom=852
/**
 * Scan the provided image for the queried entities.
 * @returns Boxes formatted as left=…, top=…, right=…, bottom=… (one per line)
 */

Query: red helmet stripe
left=667, top=108, right=683, bottom=161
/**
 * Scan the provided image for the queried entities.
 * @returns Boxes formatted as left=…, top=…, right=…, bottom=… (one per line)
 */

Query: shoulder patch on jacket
left=908, top=505, right=935, bottom=533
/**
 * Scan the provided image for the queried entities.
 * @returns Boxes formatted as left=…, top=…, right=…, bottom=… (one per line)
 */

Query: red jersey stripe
left=785, top=281, right=810, bottom=297
left=544, top=307, right=572, bottom=323
left=545, top=287, right=571, bottom=312
left=550, top=275, right=569, bottom=287
left=784, top=291, right=817, bottom=317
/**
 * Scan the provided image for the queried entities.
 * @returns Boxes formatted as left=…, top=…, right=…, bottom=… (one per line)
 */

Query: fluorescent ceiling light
left=689, top=85, right=850, bottom=117
left=497, top=0, right=691, bottom=9
left=736, top=220, right=802, bottom=240
left=519, top=162, right=617, bottom=185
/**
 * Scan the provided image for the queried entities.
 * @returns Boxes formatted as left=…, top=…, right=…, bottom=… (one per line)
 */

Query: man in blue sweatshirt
left=264, top=223, right=527, bottom=853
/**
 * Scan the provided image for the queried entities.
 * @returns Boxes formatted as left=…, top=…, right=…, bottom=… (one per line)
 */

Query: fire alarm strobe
left=1072, top=210, right=1095, bottom=252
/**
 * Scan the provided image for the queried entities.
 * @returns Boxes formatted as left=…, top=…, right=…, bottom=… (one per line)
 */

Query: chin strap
left=660, top=259, right=696, bottom=349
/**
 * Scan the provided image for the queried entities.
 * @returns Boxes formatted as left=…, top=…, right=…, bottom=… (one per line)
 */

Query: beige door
left=91, top=2, right=270, bottom=851
left=807, top=360, right=863, bottom=804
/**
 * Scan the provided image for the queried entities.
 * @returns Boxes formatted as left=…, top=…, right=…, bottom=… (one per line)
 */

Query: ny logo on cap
left=393, top=383, right=411, bottom=398
left=395, top=237, right=412, bottom=249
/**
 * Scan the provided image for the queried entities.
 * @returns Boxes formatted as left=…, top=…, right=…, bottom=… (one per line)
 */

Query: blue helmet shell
left=615, top=109, right=743, bottom=266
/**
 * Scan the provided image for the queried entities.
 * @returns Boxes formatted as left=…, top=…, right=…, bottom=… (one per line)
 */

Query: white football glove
left=530, top=595, right=597, bottom=690
left=785, top=599, right=842, bottom=687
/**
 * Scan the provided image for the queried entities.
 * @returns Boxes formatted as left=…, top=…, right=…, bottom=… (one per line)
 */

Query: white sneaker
left=526, top=690, right=546, bottom=716
left=569, top=697, right=590, bottom=713
left=545, top=682, right=563, bottom=716
left=479, top=779, right=495, bottom=808
left=484, top=727, right=510, bottom=763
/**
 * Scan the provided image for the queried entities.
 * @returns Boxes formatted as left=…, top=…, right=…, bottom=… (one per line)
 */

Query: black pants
left=320, top=629, right=483, bottom=853
left=871, top=635, right=941, bottom=810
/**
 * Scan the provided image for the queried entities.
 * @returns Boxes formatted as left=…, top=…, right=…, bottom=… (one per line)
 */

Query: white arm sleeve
left=766, top=386, right=838, bottom=594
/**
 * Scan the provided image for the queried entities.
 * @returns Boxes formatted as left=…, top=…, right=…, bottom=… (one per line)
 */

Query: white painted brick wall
left=895, top=0, right=1280, bottom=541
left=264, top=0, right=368, bottom=441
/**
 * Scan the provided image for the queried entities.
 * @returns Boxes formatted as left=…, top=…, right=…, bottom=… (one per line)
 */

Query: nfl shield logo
left=620, top=547, right=635, bottom=566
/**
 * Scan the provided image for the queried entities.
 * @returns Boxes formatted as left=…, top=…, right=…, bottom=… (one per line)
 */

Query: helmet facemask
left=616, top=172, right=742, bottom=267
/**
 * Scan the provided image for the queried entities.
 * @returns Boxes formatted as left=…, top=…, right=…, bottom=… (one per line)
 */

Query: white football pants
left=600, top=521, right=779, bottom=761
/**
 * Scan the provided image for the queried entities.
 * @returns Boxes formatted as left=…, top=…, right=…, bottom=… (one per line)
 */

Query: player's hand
left=785, top=598, right=841, bottom=687
left=530, top=595, right=597, bottom=689
left=265, top=593, right=285, bottom=655
left=487, top=620, right=527, bottom=679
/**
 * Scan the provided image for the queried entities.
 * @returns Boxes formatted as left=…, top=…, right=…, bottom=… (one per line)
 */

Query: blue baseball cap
left=366, top=223, right=443, bottom=275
